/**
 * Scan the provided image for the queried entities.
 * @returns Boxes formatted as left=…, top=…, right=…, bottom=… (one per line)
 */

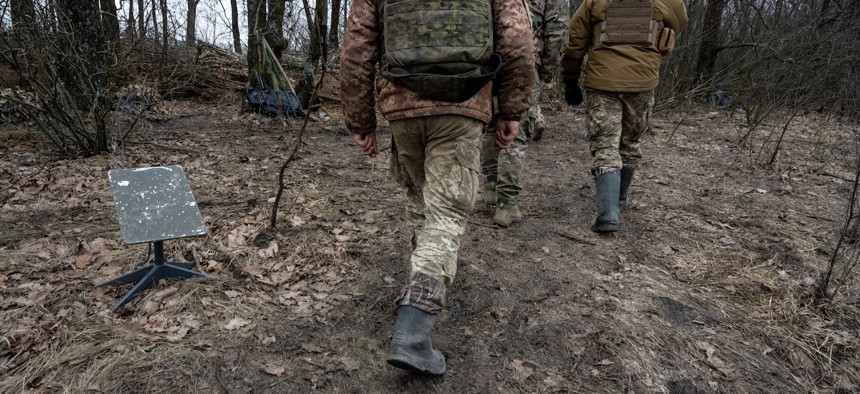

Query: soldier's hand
left=564, top=83, right=583, bottom=106
left=353, top=131, right=378, bottom=157
left=494, top=118, right=519, bottom=149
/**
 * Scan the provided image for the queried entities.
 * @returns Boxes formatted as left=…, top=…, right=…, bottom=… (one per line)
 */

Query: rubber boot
left=483, top=182, right=497, bottom=206
left=591, top=169, right=620, bottom=233
left=387, top=306, right=447, bottom=375
left=494, top=202, right=523, bottom=227
left=619, top=164, right=636, bottom=208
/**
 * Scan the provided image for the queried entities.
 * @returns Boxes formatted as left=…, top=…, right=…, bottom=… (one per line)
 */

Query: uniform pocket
left=454, top=138, right=480, bottom=210
left=389, top=136, right=410, bottom=187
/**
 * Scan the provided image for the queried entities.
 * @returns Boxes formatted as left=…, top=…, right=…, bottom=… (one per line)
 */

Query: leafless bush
left=818, top=138, right=860, bottom=301
left=661, top=0, right=860, bottom=125
left=0, top=6, right=124, bottom=156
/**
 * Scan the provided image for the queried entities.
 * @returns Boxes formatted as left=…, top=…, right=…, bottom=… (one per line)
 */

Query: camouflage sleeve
left=339, top=0, right=379, bottom=134
left=538, top=0, right=569, bottom=83
left=561, top=0, right=591, bottom=84
left=493, top=0, right=536, bottom=118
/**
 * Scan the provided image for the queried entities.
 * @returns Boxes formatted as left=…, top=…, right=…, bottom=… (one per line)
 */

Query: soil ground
left=1, top=93, right=859, bottom=393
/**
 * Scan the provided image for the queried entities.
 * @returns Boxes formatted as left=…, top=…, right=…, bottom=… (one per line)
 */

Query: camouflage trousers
left=389, top=115, right=482, bottom=295
left=480, top=72, right=542, bottom=204
left=585, top=88, right=655, bottom=169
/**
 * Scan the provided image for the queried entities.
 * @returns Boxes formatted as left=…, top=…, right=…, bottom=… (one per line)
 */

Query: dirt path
left=1, top=100, right=858, bottom=393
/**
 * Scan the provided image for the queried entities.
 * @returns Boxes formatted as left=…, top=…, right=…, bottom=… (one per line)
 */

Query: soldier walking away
left=481, top=0, right=569, bottom=227
left=340, top=0, right=534, bottom=375
left=561, top=0, right=688, bottom=232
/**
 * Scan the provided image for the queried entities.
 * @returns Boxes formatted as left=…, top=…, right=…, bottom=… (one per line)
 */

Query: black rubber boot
left=387, top=306, right=447, bottom=375
left=591, top=168, right=620, bottom=233
left=619, top=164, right=636, bottom=208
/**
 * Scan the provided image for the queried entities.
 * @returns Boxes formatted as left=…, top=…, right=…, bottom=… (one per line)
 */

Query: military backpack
left=378, top=0, right=502, bottom=102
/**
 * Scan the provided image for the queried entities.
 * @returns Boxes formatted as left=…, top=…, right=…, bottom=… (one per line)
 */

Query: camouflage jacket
left=562, top=0, right=688, bottom=92
left=339, top=0, right=535, bottom=134
left=528, top=0, right=570, bottom=83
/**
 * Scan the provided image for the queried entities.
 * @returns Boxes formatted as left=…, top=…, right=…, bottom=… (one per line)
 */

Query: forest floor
left=1, top=89, right=859, bottom=393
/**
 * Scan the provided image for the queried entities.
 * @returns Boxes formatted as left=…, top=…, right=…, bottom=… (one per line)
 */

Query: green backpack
left=379, top=0, right=502, bottom=103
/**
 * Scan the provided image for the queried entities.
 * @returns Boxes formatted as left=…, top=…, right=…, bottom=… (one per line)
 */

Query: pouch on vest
left=597, top=0, right=654, bottom=45
left=654, top=26, right=676, bottom=55
left=379, top=0, right=499, bottom=103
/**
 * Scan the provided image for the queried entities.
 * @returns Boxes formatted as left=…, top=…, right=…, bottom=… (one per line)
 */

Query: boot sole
left=494, top=215, right=522, bottom=227
left=591, top=222, right=619, bottom=233
left=387, top=352, right=446, bottom=375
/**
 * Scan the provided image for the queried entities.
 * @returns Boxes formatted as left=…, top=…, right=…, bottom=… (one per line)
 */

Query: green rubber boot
left=591, top=168, right=620, bottom=233
left=387, top=306, right=446, bottom=375
left=619, top=164, right=636, bottom=208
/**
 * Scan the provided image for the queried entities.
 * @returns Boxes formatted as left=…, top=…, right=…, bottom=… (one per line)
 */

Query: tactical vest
left=595, top=0, right=676, bottom=54
left=379, top=0, right=502, bottom=103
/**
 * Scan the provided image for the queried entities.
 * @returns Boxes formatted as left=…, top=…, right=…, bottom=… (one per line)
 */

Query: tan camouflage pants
left=389, top=115, right=482, bottom=289
left=480, top=72, right=542, bottom=204
left=585, top=89, right=655, bottom=169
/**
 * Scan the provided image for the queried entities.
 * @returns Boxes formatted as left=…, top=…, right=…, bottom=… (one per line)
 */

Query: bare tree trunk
left=127, top=0, right=136, bottom=39
left=268, top=0, right=287, bottom=59
left=137, top=0, right=145, bottom=38
left=151, top=0, right=159, bottom=39
left=297, top=0, right=328, bottom=107
left=231, top=0, right=242, bottom=53
left=160, top=0, right=169, bottom=50
left=694, top=0, right=728, bottom=86
left=186, top=0, right=200, bottom=46
left=247, top=0, right=266, bottom=77
left=314, top=0, right=329, bottom=62
left=100, top=0, right=121, bottom=41
left=329, top=0, right=341, bottom=50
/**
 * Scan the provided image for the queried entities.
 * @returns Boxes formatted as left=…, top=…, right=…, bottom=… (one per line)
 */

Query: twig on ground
left=552, top=230, right=596, bottom=245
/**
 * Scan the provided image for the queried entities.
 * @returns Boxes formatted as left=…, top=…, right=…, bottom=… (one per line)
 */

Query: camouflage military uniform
left=562, top=0, right=688, bottom=232
left=586, top=88, right=655, bottom=168
left=341, top=0, right=534, bottom=311
left=481, top=0, right=569, bottom=210
left=563, top=0, right=688, bottom=171
left=390, top=116, right=482, bottom=295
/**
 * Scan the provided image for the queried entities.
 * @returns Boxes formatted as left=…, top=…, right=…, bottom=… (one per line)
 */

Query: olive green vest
left=379, top=0, right=502, bottom=103
left=597, top=0, right=657, bottom=45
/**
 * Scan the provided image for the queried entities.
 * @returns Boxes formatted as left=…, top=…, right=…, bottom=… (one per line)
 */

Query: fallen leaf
left=263, top=363, right=285, bottom=376
left=696, top=341, right=735, bottom=376
left=310, top=282, right=333, bottom=293
left=595, top=359, right=614, bottom=366
left=290, top=215, right=306, bottom=227
left=341, top=357, right=361, bottom=371
left=224, top=317, right=251, bottom=330
left=152, top=286, right=179, bottom=302
left=223, top=290, right=241, bottom=298
left=166, top=326, right=189, bottom=342
left=75, top=253, right=95, bottom=269
left=141, top=301, right=160, bottom=315
left=257, top=240, right=279, bottom=258
left=511, top=359, right=533, bottom=381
